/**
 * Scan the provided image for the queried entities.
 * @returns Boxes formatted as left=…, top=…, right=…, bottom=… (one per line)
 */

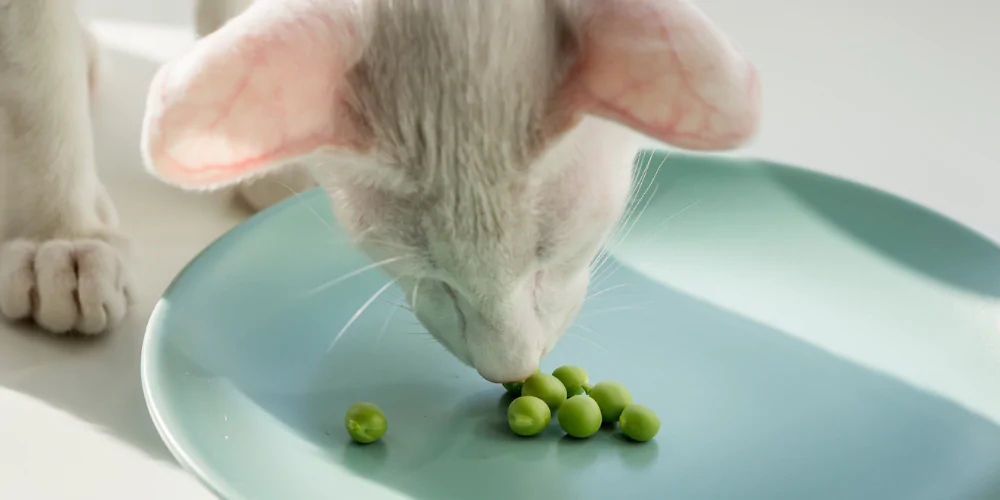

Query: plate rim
left=138, top=148, right=999, bottom=498
left=140, top=189, right=314, bottom=499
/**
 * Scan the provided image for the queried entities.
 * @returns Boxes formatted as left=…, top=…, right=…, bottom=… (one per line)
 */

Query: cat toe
left=0, top=240, right=38, bottom=321
left=0, top=237, right=132, bottom=335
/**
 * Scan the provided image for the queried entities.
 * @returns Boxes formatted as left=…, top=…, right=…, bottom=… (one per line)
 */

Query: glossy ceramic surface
left=142, top=150, right=1000, bottom=500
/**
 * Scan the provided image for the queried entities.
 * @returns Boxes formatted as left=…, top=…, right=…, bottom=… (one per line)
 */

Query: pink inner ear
left=141, top=0, right=364, bottom=188
left=572, top=0, right=761, bottom=150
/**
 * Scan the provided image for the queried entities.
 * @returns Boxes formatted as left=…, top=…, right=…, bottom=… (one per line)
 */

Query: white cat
left=0, top=0, right=256, bottom=336
left=0, top=0, right=759, bottom=383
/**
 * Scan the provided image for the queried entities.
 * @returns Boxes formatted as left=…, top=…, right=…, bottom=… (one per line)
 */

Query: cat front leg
left=0, top=1, right=132, bottom=334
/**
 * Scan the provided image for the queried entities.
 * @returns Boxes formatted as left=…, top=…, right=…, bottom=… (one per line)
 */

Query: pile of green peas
left=505, top=366, right=660, bottom=442
left=342, top=365, right=659, bottom=444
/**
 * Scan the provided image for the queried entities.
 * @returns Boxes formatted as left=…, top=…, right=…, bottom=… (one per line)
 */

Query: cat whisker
left=275, top=176, right=414, bottom=257
left=377, top=292, right=411, bottom=311
left=327, top=280, right=395, bottom=352
left=270, top=181, right=419, bottom=302
left=594, top=196, right=700, bottom=291
left=373, top=301, right=401, bottom=349
left=614, top=184, right=659, bottom=248
left=620, top=153, right=656, bottom=224
left=593, top=196, right=701, bottom=295
left=411, top=277, right=423, bottom=313
left=585, top=284, right=629, bottom=301
left=564, top=333, right=610, bottom=353
left=592, top=157, right=667, bottom=289
left=603, top=152, right=651, bottom=249
left=580, top=301, right=654, bottom=318
left=636, top=198, right=702, bottom=245
left=573, top=323, right=606, bottom=340
left=354, top=236, right=416, bottom=253
left=608, top=153, right=655, bottom=235
left=590, top=151, right=669, bottom=280
left=376, top=293, right=403, bottom=307
left=587, top=153, right=646, bottom=275
left=298, top=256, right=406, bottom=298
left=351, top=224, right=380, bottom=243
left=271, top=179, right=345, bottom=244
left=608, top=154, right=665, bottom=239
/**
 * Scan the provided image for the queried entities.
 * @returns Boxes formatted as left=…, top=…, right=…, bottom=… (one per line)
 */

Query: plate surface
left=142, top=150, right=1000, bottom=500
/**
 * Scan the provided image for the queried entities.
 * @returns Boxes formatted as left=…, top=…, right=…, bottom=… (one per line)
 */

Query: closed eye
left=441, top=282, right=468, bottom=336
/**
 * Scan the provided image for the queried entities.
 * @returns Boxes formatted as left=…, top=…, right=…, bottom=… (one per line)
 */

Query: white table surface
left=1, top=1, right=997, bottom=498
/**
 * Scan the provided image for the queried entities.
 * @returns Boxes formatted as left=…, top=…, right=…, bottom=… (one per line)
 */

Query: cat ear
left=568, top=0, right=761, bottom=150
left=141, top=0, right=366, bottom=189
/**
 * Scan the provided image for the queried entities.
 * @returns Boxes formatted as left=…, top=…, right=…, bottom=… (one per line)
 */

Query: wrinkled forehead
left=345, top=0, right=571, bottom=186
left=422, top=183, right=539, bottom=278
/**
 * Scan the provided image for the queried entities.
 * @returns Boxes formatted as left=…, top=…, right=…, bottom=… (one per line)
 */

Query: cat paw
left=0, top=237, right=132, bottom=335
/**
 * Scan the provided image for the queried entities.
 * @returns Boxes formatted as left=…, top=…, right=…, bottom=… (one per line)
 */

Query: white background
left=0, top=1, right=997, bottom=498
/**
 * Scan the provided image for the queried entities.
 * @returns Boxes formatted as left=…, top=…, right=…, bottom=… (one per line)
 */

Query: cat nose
left=469, top=342, right=541, bottom=384
left=454, top=287, right=543, bottom=384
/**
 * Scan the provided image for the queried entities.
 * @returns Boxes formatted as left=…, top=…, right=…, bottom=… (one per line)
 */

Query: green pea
left=557, top=395, right=602, bottom=438
left=501, top=381, right=524, bottom=395
left=344, top=402, right=387, bottom=444
left=552, top=366, right=589, bottom=397
left=507, top=396, right=551, bottom=436
left=588, top=381, right=633, bottom=422
left=521, top=373, right=568, bottom=411
left=501, top=368, right=541, bottom=395
left=619, top=404, right=660, bottom=442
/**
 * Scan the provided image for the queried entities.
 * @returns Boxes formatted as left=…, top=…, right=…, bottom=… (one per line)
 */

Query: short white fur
left=0, top=1, right=759, bottom=386
left=139, top=0, right=759, bottom=382
left=0, top=0, right=131, bottom=334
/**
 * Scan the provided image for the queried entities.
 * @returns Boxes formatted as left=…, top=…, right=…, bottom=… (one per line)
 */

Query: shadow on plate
left=766, top=163, right=1000, bottom=298
left=235, top=264, right=1000, bottom=500
left=634, top=150, right=1000, bottom=298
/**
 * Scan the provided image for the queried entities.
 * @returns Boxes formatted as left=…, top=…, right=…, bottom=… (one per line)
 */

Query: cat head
left=141, top=0, right=760, bottom=382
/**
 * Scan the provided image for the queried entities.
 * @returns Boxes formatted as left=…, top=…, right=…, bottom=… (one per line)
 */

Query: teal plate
left=142, top=150, right=1000, bottom=500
